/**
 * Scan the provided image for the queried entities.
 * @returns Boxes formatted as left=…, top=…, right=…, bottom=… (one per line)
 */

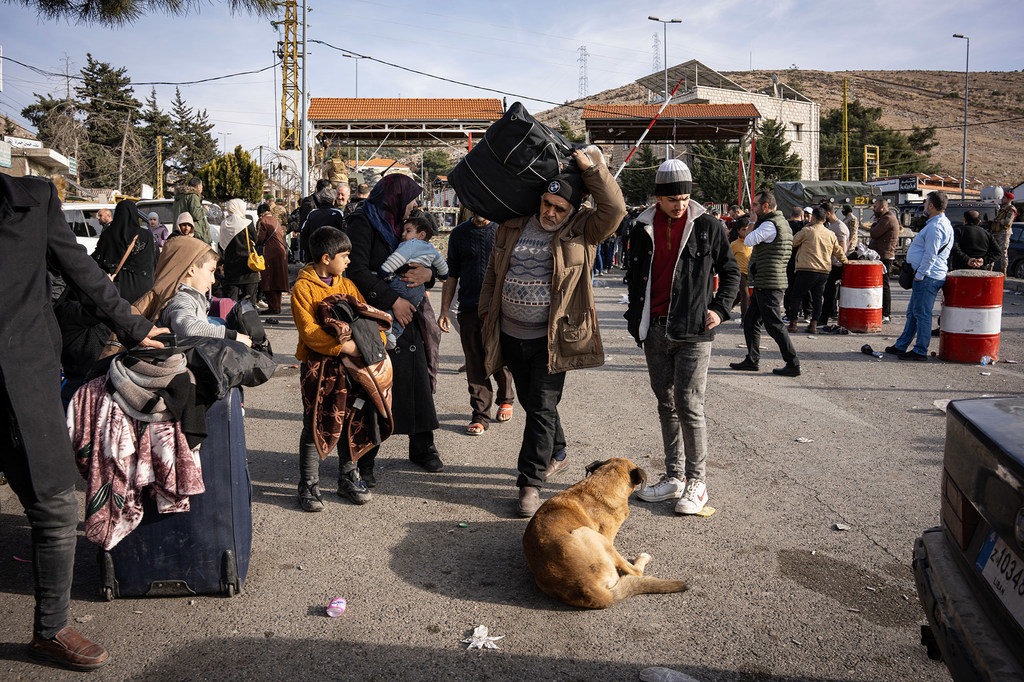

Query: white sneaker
left=882, top=316, right=891, bottom=323
left=675, top=479, right=708, bottom=514
left=636, top=474, right=685, bottom=502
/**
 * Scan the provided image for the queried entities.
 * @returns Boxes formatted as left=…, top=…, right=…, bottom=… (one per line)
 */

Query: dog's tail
left=611, top=575, right=688, bottom=602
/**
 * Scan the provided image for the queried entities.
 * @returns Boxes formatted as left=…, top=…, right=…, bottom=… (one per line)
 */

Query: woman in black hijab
left=91, top=200, right=158, bottom=304
left=346, top=175, right=444, bottom=481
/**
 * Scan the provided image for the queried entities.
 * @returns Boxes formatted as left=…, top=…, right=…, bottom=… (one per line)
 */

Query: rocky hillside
left=535, top=69, right=1024, bottom=185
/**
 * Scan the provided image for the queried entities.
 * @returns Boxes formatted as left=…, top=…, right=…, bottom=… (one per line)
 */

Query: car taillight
left=941, top=468, right=980, bottom=550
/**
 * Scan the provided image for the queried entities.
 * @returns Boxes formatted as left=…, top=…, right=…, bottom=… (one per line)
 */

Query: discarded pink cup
left=326, top=597, right=347, bottom=617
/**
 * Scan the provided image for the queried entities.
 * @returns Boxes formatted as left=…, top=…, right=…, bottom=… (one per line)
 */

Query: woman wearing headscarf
left=91, top=199, right=158, bottom=304
left=219, top=198, right=260, bottom=306
left=256, top=204, right=289, bottom=314
left=346, top=174, right=443, bottom=480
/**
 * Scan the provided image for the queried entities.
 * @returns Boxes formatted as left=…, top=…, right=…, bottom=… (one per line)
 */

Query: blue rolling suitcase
left=98, top=387, right=252, bottom=599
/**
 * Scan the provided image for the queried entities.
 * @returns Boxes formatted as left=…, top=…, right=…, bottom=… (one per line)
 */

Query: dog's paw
left=634, top=553, right=652, bottom=571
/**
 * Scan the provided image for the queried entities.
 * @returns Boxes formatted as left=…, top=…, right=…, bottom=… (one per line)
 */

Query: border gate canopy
left=581, top=103, right=760, bottom=145
left=309, top=98, right=503, bottom=148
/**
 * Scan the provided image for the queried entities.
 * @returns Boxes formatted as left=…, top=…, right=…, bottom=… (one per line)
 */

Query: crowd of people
left=2, top=139, right=1014, bottom=672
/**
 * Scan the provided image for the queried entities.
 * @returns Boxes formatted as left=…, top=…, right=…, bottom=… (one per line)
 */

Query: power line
left=0, top=55, right=282, bottom=87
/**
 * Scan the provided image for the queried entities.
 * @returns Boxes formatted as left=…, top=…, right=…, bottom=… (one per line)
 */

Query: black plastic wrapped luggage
left=449, top=101, right=578, bottom=222
left=98, top=387, right=252, bottom=599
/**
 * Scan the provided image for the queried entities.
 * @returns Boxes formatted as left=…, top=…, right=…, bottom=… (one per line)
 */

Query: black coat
left=222, top=224, right=261, bottom=286
left=950, top=224, right=1000, bottom=271
left=624, top=205, right=740, bottom=344
left=0, top=175, right=152, bottom=500
left=346, top=209, right=438, bottom=435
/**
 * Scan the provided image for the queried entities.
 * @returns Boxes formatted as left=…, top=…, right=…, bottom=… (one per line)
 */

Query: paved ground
left=2, top=274, right=1022, bottom=681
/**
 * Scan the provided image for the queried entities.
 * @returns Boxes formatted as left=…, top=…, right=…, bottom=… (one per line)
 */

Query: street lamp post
left=649, top=16, right=681, bottom=159
left=341, top=52, right=364, bottom=168
left=221, top=132, right=231, bottom=155
left=953, top=33, right=969, bottom=199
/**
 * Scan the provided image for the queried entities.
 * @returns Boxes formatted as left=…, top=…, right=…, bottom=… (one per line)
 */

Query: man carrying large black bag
left=0, top=174, right=167, bottom=671
left=478, top=146, right=626, bottom=517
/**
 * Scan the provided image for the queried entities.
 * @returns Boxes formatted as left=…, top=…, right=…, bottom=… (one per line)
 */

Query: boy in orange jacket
left=291, top=226, right=373, bottom=510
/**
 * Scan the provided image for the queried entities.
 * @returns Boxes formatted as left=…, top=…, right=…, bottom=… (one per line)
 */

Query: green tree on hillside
left=421, top=149, right=453, bottom=186
left=691, top=118, right=801, bottom=203
left=618, top=145, right=659, bottom=205
left=819, top=100, right=939, bottom=180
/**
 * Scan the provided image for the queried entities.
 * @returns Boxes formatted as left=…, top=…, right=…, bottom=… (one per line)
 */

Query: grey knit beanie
left=654, top=159, right=692, bottom=196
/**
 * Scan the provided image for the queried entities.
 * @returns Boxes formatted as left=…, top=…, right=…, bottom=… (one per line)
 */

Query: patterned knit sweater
left=500, top=216, right=552, bottom=340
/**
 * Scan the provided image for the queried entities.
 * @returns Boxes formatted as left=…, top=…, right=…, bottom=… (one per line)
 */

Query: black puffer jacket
left=624, top=203, right=740, bottom=344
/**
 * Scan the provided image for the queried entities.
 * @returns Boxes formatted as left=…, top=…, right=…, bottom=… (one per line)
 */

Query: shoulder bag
left=245, top=226, right=265, bottom=272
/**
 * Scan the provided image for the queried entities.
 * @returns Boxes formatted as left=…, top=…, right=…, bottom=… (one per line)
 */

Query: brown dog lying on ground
left=522, top=458, right=688, bottom=609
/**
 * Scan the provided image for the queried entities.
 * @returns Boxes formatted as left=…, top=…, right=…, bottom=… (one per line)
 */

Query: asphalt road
left=2, top=274, right=1023, bottom=681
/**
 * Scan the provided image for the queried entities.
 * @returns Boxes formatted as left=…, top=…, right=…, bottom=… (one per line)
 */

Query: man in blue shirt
left=886, top=191, right=953, bottom=361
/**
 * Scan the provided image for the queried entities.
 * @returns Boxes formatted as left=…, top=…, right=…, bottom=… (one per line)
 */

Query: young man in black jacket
left=624, top=160, right=740, bottom=515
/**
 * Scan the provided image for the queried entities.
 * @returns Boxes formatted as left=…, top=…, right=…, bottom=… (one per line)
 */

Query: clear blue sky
left=1, top=0, right=1019, bottom=156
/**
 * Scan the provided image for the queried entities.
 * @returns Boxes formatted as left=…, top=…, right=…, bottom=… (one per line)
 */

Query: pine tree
left=138, top=88, right=174, bottom=189
left=73, top=54, right=142, bottom=188
left=167, top=88, right=218, bottom=182
left=819, top=100, right=938, bottom=180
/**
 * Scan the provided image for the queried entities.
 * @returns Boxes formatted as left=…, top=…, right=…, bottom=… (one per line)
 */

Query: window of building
left=793, top=123, right=803, bottom=141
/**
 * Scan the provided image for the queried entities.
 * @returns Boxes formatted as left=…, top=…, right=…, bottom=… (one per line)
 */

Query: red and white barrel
left=838, top=261, right=884, bottom=333
left=939, top=270, right=1003, bottom=363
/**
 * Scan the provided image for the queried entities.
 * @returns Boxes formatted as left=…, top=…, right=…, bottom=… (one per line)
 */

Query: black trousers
left=0, top=384, right=79, bottom=639
left=880, top=258, right=894, bottom=317
left=743, top=288, right=798, bottom=366
left=785, top=270, right=828, bottom=322
left=458, top=307, right=514, bottom=426
left=818, top=265, right=844, bottom=325
left=499, top=333, right=566, bottom=489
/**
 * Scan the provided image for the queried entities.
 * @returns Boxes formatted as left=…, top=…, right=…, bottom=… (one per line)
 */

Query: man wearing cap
left=147, top=212, right=169, bottom=250
left=992, top=191, right=1017, bottom=274
left=625, top=159, right=739, bottom=515
left=730, top=190, right=800, bottom=376
left=479, top=146, right=626, bottom=517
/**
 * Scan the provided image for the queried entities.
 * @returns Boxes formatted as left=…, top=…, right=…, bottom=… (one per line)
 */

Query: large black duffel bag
left=449, top=101, right=579, bottom=222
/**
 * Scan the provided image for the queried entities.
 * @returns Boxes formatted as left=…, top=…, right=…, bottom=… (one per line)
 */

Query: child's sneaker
left=636, top=474, right=685, bottom=502
left=674, top=479, right=708, bottom=514
left=338, top=470, right=372, bottom=505
left=297, top=481, right=325, bottom=512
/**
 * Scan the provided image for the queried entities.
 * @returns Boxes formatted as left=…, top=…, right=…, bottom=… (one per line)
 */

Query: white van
left=60, top=202, right=157, bottom=254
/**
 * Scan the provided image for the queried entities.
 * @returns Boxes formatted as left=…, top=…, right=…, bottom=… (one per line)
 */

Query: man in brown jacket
left=869, top=198, right=901, bottom=322
left=478, top=146, right=626, bottom=516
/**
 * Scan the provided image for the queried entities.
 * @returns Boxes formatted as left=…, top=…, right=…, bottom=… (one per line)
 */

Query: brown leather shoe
left=517, top=486, right=542, bottom=517
left=805, top=321, right=817, bottom=334
left=543, top=453, right=570, bottom=481
left=29, top=626, right=109, bottom=671
left=786, top=321, right=798, bottom=333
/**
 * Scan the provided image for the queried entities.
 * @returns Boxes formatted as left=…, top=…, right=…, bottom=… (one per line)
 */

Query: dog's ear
left=585, top=460, right=607, bottom=476
left=630, top=466, right=648, bottom=490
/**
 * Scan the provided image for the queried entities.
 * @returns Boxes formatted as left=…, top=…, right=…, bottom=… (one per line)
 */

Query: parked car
left=912, top=396, right=1024, bottom=680
left=1008, top=223, right=1024, bottom=279
left=60, top=202, right=115, bottom=254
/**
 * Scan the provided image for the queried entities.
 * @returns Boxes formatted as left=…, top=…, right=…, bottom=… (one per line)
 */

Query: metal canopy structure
left=636, top=59, right=747, bottom=99
left=309, top=98, right=504, bottom=149
left=581, top=103, right=761, bottom=144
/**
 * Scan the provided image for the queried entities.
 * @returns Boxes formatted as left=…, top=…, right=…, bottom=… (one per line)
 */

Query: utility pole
left=841, top=78, right=849, bottom=182
left=156, top=135, right=163, bottom=198
left=300, top=0, right=308, bottom=197
left=953, top=34, right=969, bottom=198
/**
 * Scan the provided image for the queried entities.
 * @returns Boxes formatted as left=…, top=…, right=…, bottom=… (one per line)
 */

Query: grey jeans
left=642, top=323, right=711, bottom=482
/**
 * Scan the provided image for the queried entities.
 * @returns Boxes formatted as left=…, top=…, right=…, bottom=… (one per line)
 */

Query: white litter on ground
left=462, top=625, right=504, bottom=650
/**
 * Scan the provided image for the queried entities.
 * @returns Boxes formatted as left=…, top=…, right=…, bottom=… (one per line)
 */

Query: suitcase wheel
left=221, top=549, right=240, bottom=597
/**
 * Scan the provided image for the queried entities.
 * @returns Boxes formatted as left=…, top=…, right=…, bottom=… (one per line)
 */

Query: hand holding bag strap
left=112, top=235, right=139, bottom=279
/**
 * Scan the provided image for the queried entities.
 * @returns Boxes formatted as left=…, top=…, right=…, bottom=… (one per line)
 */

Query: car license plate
left=975, top=530, right=1024, bottom=631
